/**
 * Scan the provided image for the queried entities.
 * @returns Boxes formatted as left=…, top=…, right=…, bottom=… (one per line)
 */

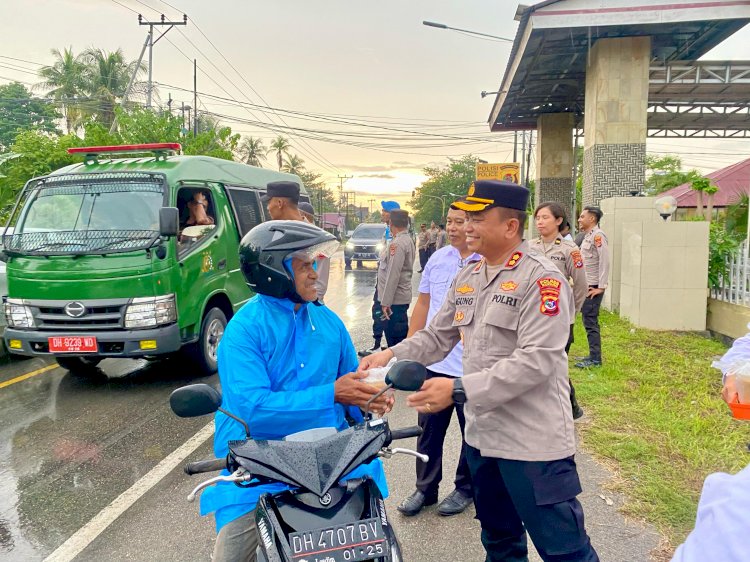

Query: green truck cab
left=1, top=143, right=308, bottom=375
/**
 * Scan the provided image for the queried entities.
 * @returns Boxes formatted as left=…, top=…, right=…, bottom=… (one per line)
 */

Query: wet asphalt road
left=0, top=252, right=660, bottom=561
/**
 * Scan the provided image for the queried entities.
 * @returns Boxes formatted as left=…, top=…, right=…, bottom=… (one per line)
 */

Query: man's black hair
left=583, top=206, right=603, bottom=224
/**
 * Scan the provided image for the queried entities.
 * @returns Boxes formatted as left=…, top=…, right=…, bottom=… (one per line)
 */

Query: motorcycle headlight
left=346, top=242, right=355, bottom=249
left=124, top=294, right=177, bottom=329
left=4, top=299, right=35, bottom=328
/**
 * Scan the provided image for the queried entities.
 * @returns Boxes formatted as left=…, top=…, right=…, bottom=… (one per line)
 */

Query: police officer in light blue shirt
left=202, top=220, right=390, bottom=562
left=397, top=204, right=480, bottom=517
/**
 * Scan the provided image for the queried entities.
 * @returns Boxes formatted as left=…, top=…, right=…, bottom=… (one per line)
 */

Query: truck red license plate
left=48, top=336, right=98, bottom=353
left=289, top=517, right=385, bottom=562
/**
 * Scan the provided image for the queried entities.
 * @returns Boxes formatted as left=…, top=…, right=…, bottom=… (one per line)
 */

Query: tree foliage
left=0, top=82, right=61, bottom=150
left=644, top=155, right=701, bottom=195
left=409, top=155, right=478, bottom=225
left=299, top=170, right=337, bottom=214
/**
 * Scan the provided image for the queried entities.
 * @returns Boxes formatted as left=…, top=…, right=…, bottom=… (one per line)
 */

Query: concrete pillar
left=535, top=113, right=574, bottom=216
left=582, top=37, right=651, bottom=206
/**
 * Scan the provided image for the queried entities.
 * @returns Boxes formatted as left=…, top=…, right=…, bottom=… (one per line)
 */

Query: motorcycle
left=170, top=360, right=428, bottom=562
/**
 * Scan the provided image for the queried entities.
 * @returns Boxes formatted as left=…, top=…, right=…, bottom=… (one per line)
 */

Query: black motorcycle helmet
left=239, top=220, right=339, bottom=304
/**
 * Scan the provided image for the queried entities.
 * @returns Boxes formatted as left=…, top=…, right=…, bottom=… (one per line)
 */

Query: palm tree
left=238, top=136, right=266, bottom=167
left=281, top=154, right=306, bottom=176
left=36, top=47, right=86, bottom=133
left=80, top=48, right=147, bottom=127
left=269, top=136, right=291, bottom=171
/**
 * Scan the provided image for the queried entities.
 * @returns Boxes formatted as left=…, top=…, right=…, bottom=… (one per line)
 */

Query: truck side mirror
left=159, top=207, right=180, bottom=237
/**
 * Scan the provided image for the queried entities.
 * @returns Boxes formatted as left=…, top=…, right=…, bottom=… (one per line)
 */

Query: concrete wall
left=599, top=196, right=662, bottom=312
left=619, top=220, right=709, bottom=331
left=707, top=298, right=750, bottom=340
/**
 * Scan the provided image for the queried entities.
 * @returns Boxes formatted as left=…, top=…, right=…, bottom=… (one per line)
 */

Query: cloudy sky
left=1, top=0, right=749, bottom=210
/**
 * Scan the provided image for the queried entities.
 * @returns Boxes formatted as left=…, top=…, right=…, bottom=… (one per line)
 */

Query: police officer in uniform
left=576, top=206, right=610, bottom=368
left=361, top=180, right=599, bottom=562
left=376, top=209, right=415, bottom=347
left=530, top=201, right=587, bottom=419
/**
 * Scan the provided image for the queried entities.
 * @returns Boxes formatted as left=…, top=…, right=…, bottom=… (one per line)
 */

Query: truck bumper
left=4, top=323, right=181, bottom=358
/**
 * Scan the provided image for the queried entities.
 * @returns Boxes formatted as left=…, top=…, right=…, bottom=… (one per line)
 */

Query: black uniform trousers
left=581, top=287, right=605, bottom=362
left=370, top=287, right=384, bottom=343
left=415, top=370, right=472, bottom=499
left=418, top=248, right=428, bottom=270
left=465, top=446, right=599, bottom=562
left=426, top=243, right=436, bottom=259
left=382, top=303, right=409, bottom=347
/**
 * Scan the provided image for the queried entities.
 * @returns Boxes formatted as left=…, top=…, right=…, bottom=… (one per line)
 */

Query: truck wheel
left=56, top=356, right=102, bottom=375
left=188, top=307, right=226, bottom=375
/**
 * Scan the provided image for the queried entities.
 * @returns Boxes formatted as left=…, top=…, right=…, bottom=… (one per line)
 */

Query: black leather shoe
left=397, top=490, right=437, bottom=516
left=575, top=358, right=602, bottom=369
left=572, top=404, right=585, bottom=420
left=437, top=489, right=473, bottom=516
left=358, top=343, right=382, bottom=357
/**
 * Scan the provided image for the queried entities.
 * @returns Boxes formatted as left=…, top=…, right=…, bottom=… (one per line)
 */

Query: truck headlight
left=4, top=299, right=35, bottom=328
left=124, top=294, right=177, bottom=329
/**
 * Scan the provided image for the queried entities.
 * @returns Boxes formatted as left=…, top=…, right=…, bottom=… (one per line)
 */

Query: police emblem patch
left=389, top=243, right=396, bottom=256
left=454, top=311, right=465, bottom=323
left=500, top=281, right=518, bottom=292
left=594, top=235, right=602, bottom=248
left=537, top=277, right=562, bottom=316
left=571, top=250, right=584, bottom=269
left=505, top=252, right=523, bottom=268
left=456, top=284, right=475, bottom=295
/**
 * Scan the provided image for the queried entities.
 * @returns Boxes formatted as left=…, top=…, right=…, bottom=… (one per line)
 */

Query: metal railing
left=712, top=240, right=750, bottom=306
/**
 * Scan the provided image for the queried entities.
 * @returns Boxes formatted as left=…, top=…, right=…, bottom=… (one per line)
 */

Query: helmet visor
left=288, top=239, right=340, bottom=262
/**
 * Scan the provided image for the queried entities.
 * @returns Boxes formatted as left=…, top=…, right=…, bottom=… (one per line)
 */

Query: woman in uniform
left=530, top=201, right=587, bottom=419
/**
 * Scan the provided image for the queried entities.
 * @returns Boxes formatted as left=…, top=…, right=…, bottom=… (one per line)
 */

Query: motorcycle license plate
left=289, top=517, right=386, bottom=561
left=48, top=336, right=98, bottom=353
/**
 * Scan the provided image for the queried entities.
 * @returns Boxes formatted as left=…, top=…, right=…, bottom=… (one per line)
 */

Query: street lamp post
left=422, top=20, right=514, bottom=42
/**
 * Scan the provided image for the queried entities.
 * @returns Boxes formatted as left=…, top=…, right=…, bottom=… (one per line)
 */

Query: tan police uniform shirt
left=581, top=226, right=610, bottom=288
left=377, top=231, right=415, bottom=307
left=417, top=230, right=429, bottom=250
left=390, top=241, right=576, bottom=462
left=436, top=230, right=448, bottom=249
left=428, top=227, right=438, bottom=246
left=528, top=235, right=588, bottom=312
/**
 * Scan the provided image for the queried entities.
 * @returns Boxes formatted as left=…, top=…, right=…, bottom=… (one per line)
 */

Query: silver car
left=344, top=223, right=387, bottom=269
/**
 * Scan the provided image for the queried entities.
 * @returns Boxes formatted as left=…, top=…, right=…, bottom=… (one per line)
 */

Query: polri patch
left=571, top=250, right=584, bottom=269
left=537, top=277, right=562, bottom=316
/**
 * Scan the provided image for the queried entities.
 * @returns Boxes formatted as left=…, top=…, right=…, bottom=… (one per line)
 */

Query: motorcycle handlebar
left=389, top=426, right=423, bottom=441
left=184, top=458, right=227, bottom=475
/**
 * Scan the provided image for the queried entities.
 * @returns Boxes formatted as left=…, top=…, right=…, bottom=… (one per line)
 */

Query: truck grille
left=26, top=299, right=130, bottom=331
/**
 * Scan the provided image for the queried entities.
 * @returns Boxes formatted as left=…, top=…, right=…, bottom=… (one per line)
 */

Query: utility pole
left=368, top=198, right=375, bottom=215
left=167, top=93, right=172, bottom=113
left=513, top=131, right=518, bottom=162
left=139, top=13, right=188, bottom=108
left=526, top=130, right=533, bottom=188
left=337, top=175, right=353, bottom=223
left=520, top=131, right=526, bottom=186
left=193, top=59, right=197, bottom=137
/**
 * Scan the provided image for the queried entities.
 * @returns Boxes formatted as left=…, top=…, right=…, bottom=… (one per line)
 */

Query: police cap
left=262, top=181, right=300, bottom=203
left=452, top=180, right=529, bottom=213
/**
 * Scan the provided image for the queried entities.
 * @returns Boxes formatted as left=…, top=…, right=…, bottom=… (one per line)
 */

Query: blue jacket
left=200, top=295, right=388, bottom=532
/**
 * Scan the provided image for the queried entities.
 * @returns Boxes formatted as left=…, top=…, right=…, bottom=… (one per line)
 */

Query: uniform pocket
left=451, top=306, right=474, bottom=327
left=532, top=462, right=582, bottom=505
left=483, top=305, right=520, bottom=331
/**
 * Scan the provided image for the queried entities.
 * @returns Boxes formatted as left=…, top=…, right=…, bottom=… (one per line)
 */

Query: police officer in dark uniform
left=360, top=180, right=599, bottom=562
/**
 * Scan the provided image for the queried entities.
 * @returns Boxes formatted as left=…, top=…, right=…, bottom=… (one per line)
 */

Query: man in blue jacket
left=202, top=220, right=391, bottom=562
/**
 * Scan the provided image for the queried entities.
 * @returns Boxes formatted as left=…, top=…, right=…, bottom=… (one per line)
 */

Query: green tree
left=299, top=170, right=337, bottom=214
left=644, top=155, right=701, bottom=195
left=80, top=48, right=147, bottom=127
left=36, top=47, right=87, bottom=133
left=238, top=136, right=266, bottom=167
left=282, top=154, right=305, bottom=175
left=0, top=82, right=61, bottom=150
left=269, top=136, right=291, bottom=171
left=409, top=155, right=478, bottom=224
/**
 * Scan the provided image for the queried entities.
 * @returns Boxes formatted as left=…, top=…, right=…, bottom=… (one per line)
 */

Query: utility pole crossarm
left=138, top=13, right=188, bottom=109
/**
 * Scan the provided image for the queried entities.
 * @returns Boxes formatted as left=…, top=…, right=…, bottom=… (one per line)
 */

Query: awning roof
left=662, top=157, right=750, bottom=207
left=489, top=1, right=750, bottom=132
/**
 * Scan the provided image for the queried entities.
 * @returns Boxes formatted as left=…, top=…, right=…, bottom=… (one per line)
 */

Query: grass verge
left=569, top=310, right=750, bottom=549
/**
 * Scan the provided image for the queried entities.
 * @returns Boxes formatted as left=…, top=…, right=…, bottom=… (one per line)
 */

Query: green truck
left=1, top=143, right=308, bottom=375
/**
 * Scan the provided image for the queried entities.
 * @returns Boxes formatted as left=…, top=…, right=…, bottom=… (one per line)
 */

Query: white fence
left=712, top=239, right=750, bottom=306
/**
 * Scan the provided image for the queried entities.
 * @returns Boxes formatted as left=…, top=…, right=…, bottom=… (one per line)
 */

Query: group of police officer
left=219, top=178, right=608, bottom=561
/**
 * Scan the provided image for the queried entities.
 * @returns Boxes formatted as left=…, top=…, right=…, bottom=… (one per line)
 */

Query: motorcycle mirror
left=385, top=360, right=427, bottom=392
left=170, top=384, right=222, bottom=417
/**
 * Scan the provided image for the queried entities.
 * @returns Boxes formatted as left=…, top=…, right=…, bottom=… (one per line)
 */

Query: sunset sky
left=2, top=0, right=749, bottom=211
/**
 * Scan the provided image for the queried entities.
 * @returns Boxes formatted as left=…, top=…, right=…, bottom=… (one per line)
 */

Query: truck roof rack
left=67, top=143, right=182, bottom=164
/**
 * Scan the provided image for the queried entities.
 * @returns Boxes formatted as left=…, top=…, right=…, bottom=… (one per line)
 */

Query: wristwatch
left=452, top=378, right=467, bottom=405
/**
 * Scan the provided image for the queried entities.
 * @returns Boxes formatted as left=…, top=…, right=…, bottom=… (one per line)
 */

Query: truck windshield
left=4, top=174, right=165, bottom=256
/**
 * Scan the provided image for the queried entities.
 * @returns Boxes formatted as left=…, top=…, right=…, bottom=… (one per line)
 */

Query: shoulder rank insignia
left=505, top=252, right=523, bottom=268
left=500, top=281, right=518, bottom=292
left=554, top=239, right=561, bottom=245
left=471, top=257, right=485, bottom=274
left=571, top=250, right=584, bottom=269
left=537, top=277, right=562, bottom=316
left=456, top=284, right=475, bottom=295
